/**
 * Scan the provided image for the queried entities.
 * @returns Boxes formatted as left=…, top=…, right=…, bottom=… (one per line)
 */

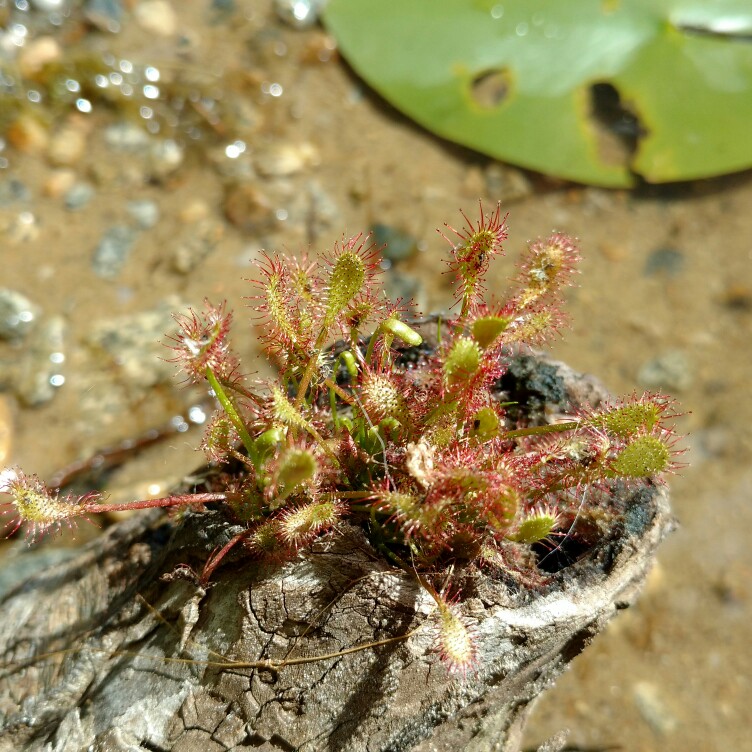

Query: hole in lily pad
left=589, top=81, right=644, bottom=167
left=471, top=68, right=511, bottom=108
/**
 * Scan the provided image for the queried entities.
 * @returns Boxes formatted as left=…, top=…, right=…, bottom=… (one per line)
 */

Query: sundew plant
left=1, top=203, right=680, bottom=674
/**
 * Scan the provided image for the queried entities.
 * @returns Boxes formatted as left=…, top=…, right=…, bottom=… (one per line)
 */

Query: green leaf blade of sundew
left=323, top=0, right=752, bottom=186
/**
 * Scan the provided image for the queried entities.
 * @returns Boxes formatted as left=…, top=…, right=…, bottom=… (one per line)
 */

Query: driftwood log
left=0, top=355, right=673, bottom=752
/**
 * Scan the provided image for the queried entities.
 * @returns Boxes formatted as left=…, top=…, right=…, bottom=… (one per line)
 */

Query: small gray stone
left=637, top=350, right=693, bottom=392
left=4, top=211, right=40, bottom=244
left=644, top=247, right=685, bottom=277
left=73, top=370, right=130, bottom=432
left=633, top=681, right=677, bottom=735
left=485, top=162, right=533, bottom=202
left=126, top=199, right=160, bottom=229
left=64, top=182, right=96, bottom=211
left=84, top=298, right=190, bottom=390
left=84, top=0, right=123, bottom=33
left=16, top=315, right=66, bottom=406
left=0, top=179, right=31, bottom=207
left=254, top=142, right=318, bottom=178
left=371, top=224, right=417, bottom=263
left=134, top=0, right=177, bottom=37
left=0, top=288, right=41, bottom=340
left=222, top=182, right=274, bottom=235
left=104, top=122, right=151, bottom=152
left=384, top=271, right=425, bottom=311
left=172, top=219, right=224, bottom=274
left=47, top=121, right=87, bottom=167
left=282, top=180, right=341, bottom=239
left=148, top=138, right=184, bottom=180
left=92, top=225, right=138, bottom=279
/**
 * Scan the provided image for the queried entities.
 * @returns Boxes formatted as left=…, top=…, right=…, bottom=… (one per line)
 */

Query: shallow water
left=1, top=2, right=750, bottom=750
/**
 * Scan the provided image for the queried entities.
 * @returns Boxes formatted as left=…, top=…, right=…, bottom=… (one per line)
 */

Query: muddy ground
left=1, top=2, right=750, bottom=750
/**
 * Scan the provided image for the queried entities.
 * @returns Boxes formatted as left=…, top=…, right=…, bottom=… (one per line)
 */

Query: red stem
left=84, top=492, right=227, bottom=514
left=200, top=527, right=255, bottom=585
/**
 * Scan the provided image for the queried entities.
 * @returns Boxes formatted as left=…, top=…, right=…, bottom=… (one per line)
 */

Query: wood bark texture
left=0, top=356, right=673, bottom=752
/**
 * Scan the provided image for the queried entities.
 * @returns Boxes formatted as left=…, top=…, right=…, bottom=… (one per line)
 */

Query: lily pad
left=322, top=0, right=752, bottom=186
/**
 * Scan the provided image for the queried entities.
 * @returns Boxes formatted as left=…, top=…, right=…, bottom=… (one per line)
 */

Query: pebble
left=134, top=0, right=178, bottom=37
left=223, top=182, right=275, bottom=234
left=720, top=283, right=752, bottom=311
left=42, top=169, right=77, bottom=198
left=6, top=115, right=50, bottom=154
left=16, top=315, right=67, bottom=407
left=384, top=271, right=425, bottom=312
left=485, top=162, right=533, bottom=202
left=0, top=179, right=30, bottom=207
left=126, top=199, right=160, bottom=229
left=0, top=396, right=13, bottom=466
left=644, top=247, right=685, bottom=277
left=72, top=369, right=130, bottom=433
left=4, top=211, right=40, bottom=244
left=0, top=289, right=41, bottom=340
left=461, top=165, right=485, bottom=198
left=581, top=187, right=617, bottom=215
left=178, top=199, right=210, bottom=224
left=64, top=182, right=96, bottom=211
left=84, top=0, right=123, bottom=33
left=284, top=179, right=341, bottom=238
left=637, top=350, right=693, bottom=392
left=300, top=31, right=338, bottom=64
left=172, top=219, right=224, bottom=274
left=84, top=297, right=190, bottom=389
left=632, top=681, right=677, bottom=735
left=148, top=138, right=184, bottom=180
left=17, top=35, right=62, bottom=77
left=47, top=118, right=90, bottom=167
left=690, top=427, right=730, bottom=464
left=371, top=223, right=418, bottom=263
left=104, top=122, right=151, bottom=151
left=254, top=141, right=319, bottom=177
left=91, top=225, right=138, bottom=279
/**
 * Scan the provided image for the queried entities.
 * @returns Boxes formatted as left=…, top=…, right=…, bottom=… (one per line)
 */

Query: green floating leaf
left=323, top=0, right=752, bottom=186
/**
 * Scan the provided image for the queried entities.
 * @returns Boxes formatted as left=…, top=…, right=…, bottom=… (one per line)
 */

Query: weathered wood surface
left=0, top=358, right=674, bottom=752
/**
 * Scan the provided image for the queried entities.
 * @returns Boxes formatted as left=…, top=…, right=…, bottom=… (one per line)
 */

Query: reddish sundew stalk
left=83, top=492, right=229, bottom=514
